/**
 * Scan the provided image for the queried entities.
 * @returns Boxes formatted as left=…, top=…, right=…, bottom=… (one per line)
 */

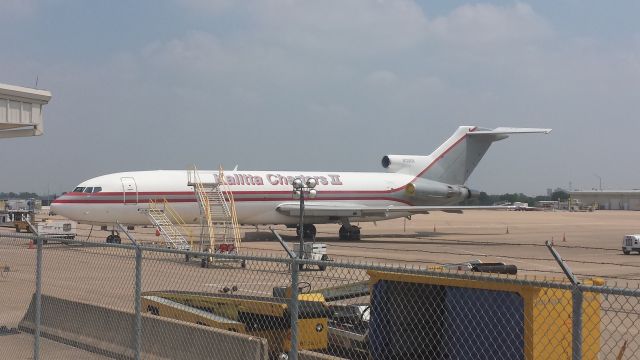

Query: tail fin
left=382, top=126, right=551, bottom=185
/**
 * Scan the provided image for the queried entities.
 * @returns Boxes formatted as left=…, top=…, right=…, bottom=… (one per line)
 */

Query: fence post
left=572, top=288, right=583, bottom=360
left=545, top=240, right=582, bottom=360
left=134, top=247, right=142, bottom=360
left=34, top=236, right=43, bottom=360
left=289, top=258, right=300, bottom=360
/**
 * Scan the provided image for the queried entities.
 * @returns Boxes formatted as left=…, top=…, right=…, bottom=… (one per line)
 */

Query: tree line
left=0, top=192, right=40, bottom=199
left=464, top=190, right=570, bottom=206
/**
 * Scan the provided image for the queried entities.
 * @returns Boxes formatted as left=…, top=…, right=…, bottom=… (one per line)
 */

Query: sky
left=1, top=0, right=639, bottom=196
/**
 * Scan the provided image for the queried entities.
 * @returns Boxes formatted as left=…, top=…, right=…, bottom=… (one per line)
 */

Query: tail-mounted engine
left=404, top=178, right=479, bottom=201
left=381, top=155, right=428, bottom=174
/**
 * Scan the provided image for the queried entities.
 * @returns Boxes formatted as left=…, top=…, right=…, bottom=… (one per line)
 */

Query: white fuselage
left=50, top=126, right=551, bottom=228
left=50, top=169, right=462, bottom=226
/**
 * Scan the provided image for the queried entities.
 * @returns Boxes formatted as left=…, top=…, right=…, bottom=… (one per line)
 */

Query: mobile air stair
left=145, top=199, right=192, bottom=251
left=188, top=166, right=243, bottom=267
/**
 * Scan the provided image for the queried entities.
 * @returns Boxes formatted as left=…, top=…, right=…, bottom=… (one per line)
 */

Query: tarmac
left=1, top=209, right=640, bottom=358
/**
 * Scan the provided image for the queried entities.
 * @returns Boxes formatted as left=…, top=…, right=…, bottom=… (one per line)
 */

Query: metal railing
left=1, top=232, right=639, bottom=359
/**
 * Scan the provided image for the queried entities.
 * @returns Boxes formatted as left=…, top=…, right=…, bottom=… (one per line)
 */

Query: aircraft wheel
left=303, top=224, right=316, bottom=239
left=106, top=235, right=113, bottom=243
left=338, top=225, right=349, bottom=240
left=114, top=235, right=122, bottom=244
left=319, top=254, right=329, bottom=271
left=350, top=227, right=361, bottom=241
left=623, top=250, right=631, bottom=255
left=147, top=305, right=159, bottom=316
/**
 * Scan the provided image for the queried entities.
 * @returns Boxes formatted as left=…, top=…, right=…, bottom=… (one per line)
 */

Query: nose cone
left=50, top=195, right=69, bottom=218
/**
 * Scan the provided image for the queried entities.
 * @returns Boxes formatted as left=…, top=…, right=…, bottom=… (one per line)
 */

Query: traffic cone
left=28, top=240, right=35, bottom=249
left=433, top=225, right=436, bottom=232
left=506, top=226, right=510, bottom=234
left=562, top=232, right=566, bottom=242
left=155, top=228, right=161, bottom=237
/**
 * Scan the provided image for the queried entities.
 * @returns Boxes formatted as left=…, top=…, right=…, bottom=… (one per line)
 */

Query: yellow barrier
left=142, top=291, right=330, bottom=354
left=367, top=271, right=602, bottom=360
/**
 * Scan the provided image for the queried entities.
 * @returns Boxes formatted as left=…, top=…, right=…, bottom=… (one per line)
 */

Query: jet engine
left=381, top=155, right=428, bottom=173
left=404, top=178, right=478, bottom=201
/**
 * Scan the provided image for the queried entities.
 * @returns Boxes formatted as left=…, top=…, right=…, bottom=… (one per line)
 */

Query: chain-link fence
left=1, top=232, right=639, bottom=360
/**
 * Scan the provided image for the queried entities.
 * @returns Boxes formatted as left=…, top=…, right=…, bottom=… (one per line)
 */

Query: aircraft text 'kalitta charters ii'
left=51, top=126, right=551, bottom=242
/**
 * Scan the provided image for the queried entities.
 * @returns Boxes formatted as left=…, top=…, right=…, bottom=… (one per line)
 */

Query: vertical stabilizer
left=422, top=127, right=551, bottom=185
left=381, top=126, right=551, bottom=185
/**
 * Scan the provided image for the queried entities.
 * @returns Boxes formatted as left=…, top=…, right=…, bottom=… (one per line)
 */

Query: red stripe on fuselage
left=52, top=196, right=413, bottom=205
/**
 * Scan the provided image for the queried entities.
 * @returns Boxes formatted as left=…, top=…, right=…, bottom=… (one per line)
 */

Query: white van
left=623, top=235, right=640, bottom=255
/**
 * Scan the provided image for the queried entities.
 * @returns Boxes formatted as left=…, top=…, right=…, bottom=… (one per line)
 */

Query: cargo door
left=121, top=177, right=138, bottom=205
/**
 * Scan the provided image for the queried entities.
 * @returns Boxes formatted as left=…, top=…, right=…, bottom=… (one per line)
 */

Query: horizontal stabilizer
left=469, top=127, right=552, bottom=135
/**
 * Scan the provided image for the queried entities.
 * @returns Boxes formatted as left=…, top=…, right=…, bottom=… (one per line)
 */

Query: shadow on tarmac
left=242, top=230, right=506, bottom=247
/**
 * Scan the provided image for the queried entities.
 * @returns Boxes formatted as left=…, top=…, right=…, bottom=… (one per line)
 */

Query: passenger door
left=121, top=177, right=138, bottom=205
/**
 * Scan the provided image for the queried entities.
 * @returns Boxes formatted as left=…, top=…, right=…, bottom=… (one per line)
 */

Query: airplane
left=51, top=126, right=551, bottom=243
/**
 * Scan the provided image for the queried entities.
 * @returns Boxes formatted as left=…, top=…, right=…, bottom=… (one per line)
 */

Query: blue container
left=368, top=280, right=524, bottom=360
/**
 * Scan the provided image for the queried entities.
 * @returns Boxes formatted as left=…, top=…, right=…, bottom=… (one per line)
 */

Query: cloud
left=0, top=0, right=36, bottom=20
left=4, top=1, right=640, bottom=193
left=428, top=3, right=552, bottom=46
left=255, top=0, right=428, bottom=54
left=366, top=70, right=398, bottom=86
left=177, top=0, right=429, bottom=57
left=177, top=0, right=237, bottom=14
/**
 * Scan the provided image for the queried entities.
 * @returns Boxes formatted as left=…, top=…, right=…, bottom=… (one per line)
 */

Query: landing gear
left=296, top=224, right=317, bottom=240
left=339, top=225, right=361, bottom=240
left=106, top=230, right=121, bottom=244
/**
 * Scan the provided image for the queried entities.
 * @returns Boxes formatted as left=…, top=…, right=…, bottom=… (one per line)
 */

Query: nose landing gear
left=106, top=230, right=121, bottom=244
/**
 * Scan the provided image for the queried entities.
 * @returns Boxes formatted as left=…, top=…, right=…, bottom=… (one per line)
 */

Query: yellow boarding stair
left=145, top=199, right=191, bottom=250
left=187, top=166, right=241, bottom=253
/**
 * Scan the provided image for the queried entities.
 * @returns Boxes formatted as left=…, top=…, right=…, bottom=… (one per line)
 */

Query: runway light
left=308, top=189, right=317, bottom=198
left=292, top=178, right=303, bottom=189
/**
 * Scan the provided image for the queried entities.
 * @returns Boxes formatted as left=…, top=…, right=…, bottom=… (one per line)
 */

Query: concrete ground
left=1, top=209, right=640, bottom=358
left=0, top=333, right=110, bottom=360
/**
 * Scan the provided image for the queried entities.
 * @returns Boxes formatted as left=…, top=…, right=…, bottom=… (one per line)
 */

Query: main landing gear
left=339, top=224, right=361, bottom=241
left=296, top=224, right=317, bottom=240
left=106, top=230, right=121, bottom=244
left=292, top=223, right=361, bottom=240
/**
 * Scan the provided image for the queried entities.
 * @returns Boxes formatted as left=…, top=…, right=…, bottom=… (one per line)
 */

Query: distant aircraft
left=51, top=126, right=550, bottom=243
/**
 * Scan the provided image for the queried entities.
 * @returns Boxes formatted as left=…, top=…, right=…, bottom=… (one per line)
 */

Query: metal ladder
left=188, top=166, right=241, bottom=252
left=145, top=199, right=191, bottom=250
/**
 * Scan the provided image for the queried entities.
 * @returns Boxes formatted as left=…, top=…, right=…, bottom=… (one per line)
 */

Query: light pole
left=593, top=173, right=602, bottom=191
left=292, top=178, right=317, bottom=259
left=289, top=178, right=317, bottom=360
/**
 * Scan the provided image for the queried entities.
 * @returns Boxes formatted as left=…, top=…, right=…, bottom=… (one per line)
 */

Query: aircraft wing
left=276, top=202, right=511, bottom=217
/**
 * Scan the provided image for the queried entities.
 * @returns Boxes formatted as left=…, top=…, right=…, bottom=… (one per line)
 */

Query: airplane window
left=93, top=187, right=102, bottom=193
left=73, top=187, right=85, bottom=192
left=84, top=187, right=94, bottom=193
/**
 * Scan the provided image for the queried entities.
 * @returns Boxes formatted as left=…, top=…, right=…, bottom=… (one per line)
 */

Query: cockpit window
left=93, top=187, right=102, bottom=193
left=84, top=187, right=94, bottom=193
left=73, top=187, right=85, bottom=193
